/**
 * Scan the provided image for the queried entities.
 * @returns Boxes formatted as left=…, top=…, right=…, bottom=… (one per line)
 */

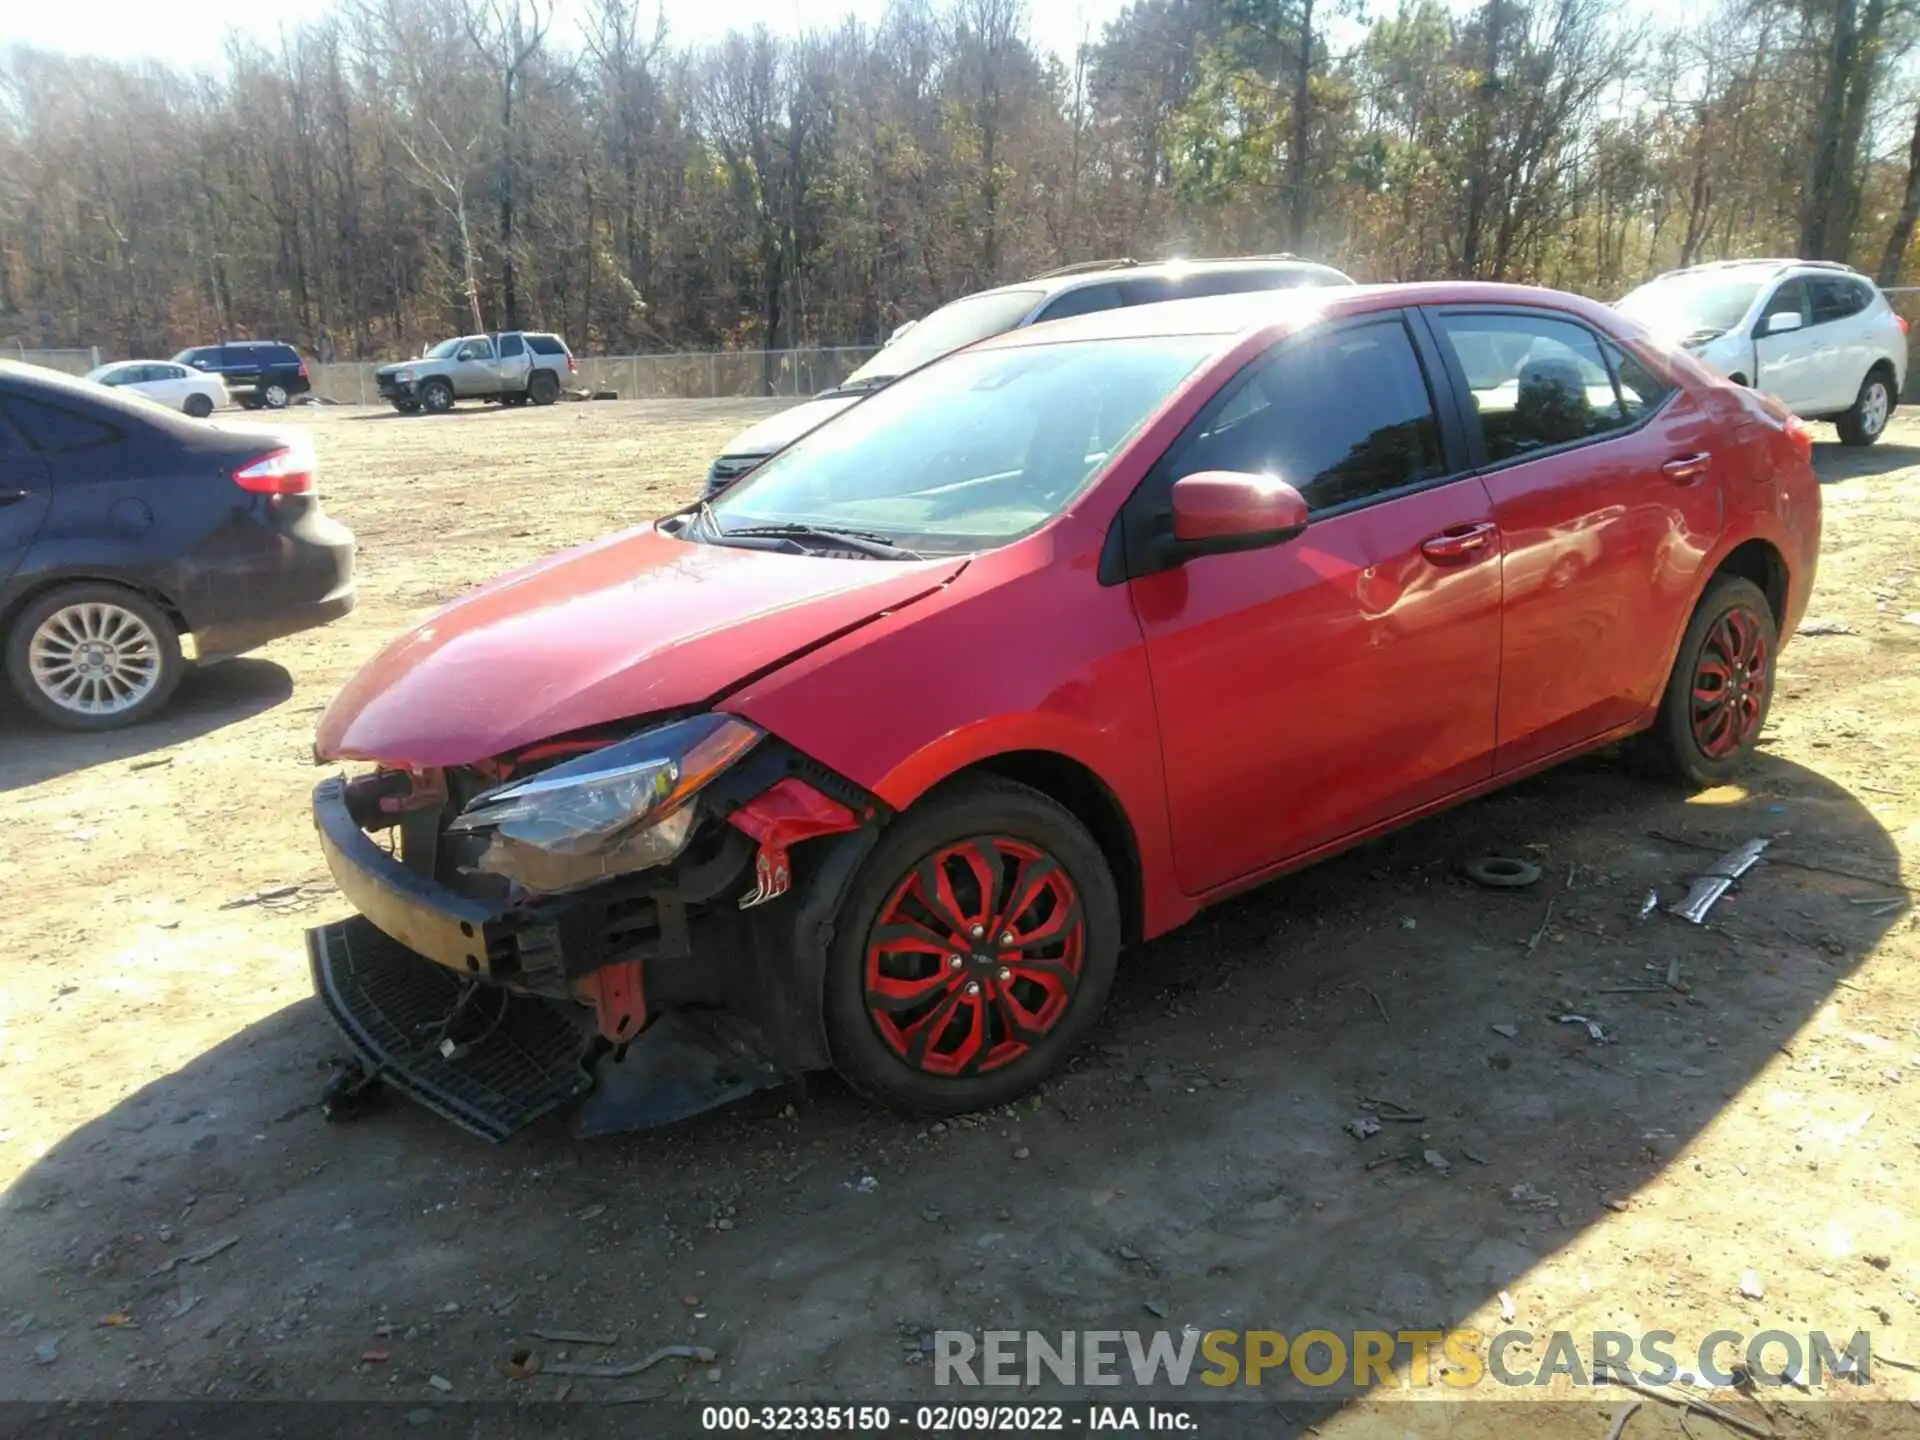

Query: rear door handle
left=0, top=487, right=33, bottom=506
left=1662, top=452, right=1712, bottom=485
left=1420, top=521, right=1499, bottom=564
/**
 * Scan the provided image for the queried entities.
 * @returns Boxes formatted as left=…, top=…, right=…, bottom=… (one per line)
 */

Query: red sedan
left=307, top=283, right=1818, bottom=1140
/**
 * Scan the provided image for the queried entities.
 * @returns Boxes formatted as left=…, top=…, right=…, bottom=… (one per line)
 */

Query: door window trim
left=1418, top=304, right=1680, bottom=476
left=1101, top=308, right=1473, bottom=584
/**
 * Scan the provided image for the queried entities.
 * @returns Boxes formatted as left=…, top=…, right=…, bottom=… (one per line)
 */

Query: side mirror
left=1763, top=311, right=1805, bottom=336
left=1168, top=470, right=1309, bottom=559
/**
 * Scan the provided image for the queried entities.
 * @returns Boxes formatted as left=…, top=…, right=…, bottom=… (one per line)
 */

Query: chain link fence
left=304, top=345, right=883, bottom=407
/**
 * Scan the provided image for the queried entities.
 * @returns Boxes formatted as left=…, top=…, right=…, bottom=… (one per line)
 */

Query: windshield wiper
left=715, top=522, right=924, bottom=560
left=832, top=374, right=897, bottom=394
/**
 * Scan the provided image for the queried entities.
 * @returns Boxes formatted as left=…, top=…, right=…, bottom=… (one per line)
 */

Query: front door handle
left=1420, top=521, right=1499, bottom=564
left=1662, top=452, right=1712, bottom=485
left=0, top=487, right=34, bottom=506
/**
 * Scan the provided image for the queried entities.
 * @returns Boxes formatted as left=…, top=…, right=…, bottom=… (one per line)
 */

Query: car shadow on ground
left=1809, top=439, right=1920, bottom=482
left=0, top=659, right=292, bottom=793
left=0, top=754, right=1901, bottom=1416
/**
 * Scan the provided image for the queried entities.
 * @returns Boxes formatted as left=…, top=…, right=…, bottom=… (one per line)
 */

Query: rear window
left=526, top=334, right=569, bottom=356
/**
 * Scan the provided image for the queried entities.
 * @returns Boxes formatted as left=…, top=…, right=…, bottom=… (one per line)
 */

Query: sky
left=0, top=0, right=1133, bottom=71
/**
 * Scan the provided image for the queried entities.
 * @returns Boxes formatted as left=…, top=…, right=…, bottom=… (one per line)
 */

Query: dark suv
left=172, top=341, right=312, bottom=410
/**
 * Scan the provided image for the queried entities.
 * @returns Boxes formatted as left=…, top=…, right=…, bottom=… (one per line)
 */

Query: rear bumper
left=191, top=512, right=356, bottom=661
left=195, top=588, right=355, bottom=663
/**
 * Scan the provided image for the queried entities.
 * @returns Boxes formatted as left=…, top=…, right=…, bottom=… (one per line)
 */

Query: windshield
left=708, top=336, right=1215, bottom=555
left=424, top=338, right=464, bottom=359
left=1617, top=272, right=1766, bottom=335
left=841, top=289, right=1046, bottom=386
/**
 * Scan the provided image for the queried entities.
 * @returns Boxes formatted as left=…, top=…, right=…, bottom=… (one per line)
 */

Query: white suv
left=1615, top=259, right=1909, bottom=445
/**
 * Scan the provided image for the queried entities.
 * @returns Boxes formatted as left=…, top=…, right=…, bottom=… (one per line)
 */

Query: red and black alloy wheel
left=1636, top=575, right=1778, bottom=787
left=1689, top=604, right=1770, bottom=759
left=822, top=777, right=1120, bottom=1114
left=863, top=836, right=1086, bottom=1077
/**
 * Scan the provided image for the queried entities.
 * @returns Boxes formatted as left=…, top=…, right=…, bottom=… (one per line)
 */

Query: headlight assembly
left=450, top=713, right=763, bottom=893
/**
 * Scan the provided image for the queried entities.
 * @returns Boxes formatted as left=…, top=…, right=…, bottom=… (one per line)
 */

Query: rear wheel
left=420, top=378, right=455, bottom=414
left=1632, top=575, right=1777, bottom=788
left=529, top=370, right=559, bottom=406
left=5, top=583, right=183, bottom=731
left=182, top=393, right=214, bottom=419
left=261, top=381, right=291, bottom=410
left=822, top=777, right=1120, bottom=1115
left=1836, top=368, right=1893, bottom=446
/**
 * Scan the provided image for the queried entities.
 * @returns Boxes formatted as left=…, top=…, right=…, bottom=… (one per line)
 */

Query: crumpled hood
left=720, top=392, right=867, bottom=460
left=316, top=525, right=966, bottom=766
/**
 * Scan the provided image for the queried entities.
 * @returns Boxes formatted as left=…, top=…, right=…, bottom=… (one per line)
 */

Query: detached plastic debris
left=1558, top=1013, right=1610, bottom=1043
left=1670, top=838, right=1770, bottom=924
left=1345, top=1117, right=1382, bottom=1140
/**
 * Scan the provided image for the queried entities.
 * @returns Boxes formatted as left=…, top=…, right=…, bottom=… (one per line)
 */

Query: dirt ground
left=2, top=397, right=1918, bottom=1435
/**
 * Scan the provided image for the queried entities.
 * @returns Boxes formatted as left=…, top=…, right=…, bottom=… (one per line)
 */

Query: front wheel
left=822, top=777, right=1121, bottom=1115
left=1632, top=575, right=1777, bottom=788
left=419, top=378, right=455, bottom=414
left=5, top=583, right=184, bottom=730
left=1836, top=369, right=1893, bottom=446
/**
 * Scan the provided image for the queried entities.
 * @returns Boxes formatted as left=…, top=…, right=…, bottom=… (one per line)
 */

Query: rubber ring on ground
left=1462, top=856, right=1544, bottom=889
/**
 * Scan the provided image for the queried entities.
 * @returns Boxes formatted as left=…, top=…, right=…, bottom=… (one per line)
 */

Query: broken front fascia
left=449, top=713, right=763, bottom=893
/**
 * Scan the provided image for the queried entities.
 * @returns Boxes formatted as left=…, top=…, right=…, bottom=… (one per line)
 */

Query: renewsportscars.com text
left=934, top=1328, right=1875, bottom=1389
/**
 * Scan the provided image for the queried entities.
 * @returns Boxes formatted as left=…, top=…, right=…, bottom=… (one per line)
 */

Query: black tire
left=182, top=393, right=214, bottom=419
left=392, top=399, right=420, bottom=414
left=260, top=381, right=291, bottom=410
left=1835, top=367, right=1894, bottom=446
left=1631, top=575, right=1777, bottom=788
left=528, top=370, right=559, bottom=406
left=419, top=378, right=455, bottom=414
left=4, top=583, right=184, bottom=731
left=822, top=776, right=1121, bottom=1115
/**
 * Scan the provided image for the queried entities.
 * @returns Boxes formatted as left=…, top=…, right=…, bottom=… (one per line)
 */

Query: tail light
left=567, top=354, right=577, bottom=375
left=1898, top=315, right=1911, bottom=337
left=234, top=447, right=317, bottom=495
left=298, top=360, right=310, bottom=377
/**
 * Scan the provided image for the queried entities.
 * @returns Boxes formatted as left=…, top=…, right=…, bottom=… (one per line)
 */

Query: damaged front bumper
left=306, top=743, right=884, bottom=1141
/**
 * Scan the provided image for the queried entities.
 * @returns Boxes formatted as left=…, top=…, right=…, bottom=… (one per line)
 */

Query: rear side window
left=1170, top=319, right=1443, bottom=513
left=499, top=333, right=525, bottom=357
left=267, top=345, right=301, bottom=364
left=1036, top=284, right=1126, bottom=322
left=1433, top=312, right=1631, bottom=462
left=1810, top=276, right=1871, bottom=323
left=1602, top=341, right=1676, bottom=422
left=526, top=334, right=568, bottom=356
left=0, top=396, right=124, bottom=453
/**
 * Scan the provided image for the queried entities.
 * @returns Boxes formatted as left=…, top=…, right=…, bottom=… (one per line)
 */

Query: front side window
left=1036, top=284, right=1124, bottom=323
left=1760, top=279, right=1811, bottom=331
left=1434, top=312, right=1630, bottom=462
left=1168, top=320, right=1442, bottom=512
left=458, top=338, right=495, bottom=361
left=708, top=337, right=1216, bottom=554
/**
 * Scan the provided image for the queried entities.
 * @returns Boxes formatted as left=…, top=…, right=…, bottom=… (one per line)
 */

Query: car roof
left=972, top=281, right=1633, bottom=355
left=959, top=256, right=1352, bottom=304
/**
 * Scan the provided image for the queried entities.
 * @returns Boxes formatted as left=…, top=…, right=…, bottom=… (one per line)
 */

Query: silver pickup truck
left=375, top=331, right=576, bottom=413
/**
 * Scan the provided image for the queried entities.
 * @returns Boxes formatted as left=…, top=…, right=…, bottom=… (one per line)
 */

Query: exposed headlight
left=450, top=714, right=763, bottom=892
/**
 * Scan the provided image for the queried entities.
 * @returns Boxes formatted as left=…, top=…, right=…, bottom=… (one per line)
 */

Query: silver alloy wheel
left=263, top=382, right=290, bottom=408
left=1862, top=379, right=1890, bottom=437
left=27, top=601, right=163, bottom=717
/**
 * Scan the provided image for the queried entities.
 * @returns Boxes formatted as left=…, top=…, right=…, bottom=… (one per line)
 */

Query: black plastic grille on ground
left=308, top=916, right=591, bottom=1142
